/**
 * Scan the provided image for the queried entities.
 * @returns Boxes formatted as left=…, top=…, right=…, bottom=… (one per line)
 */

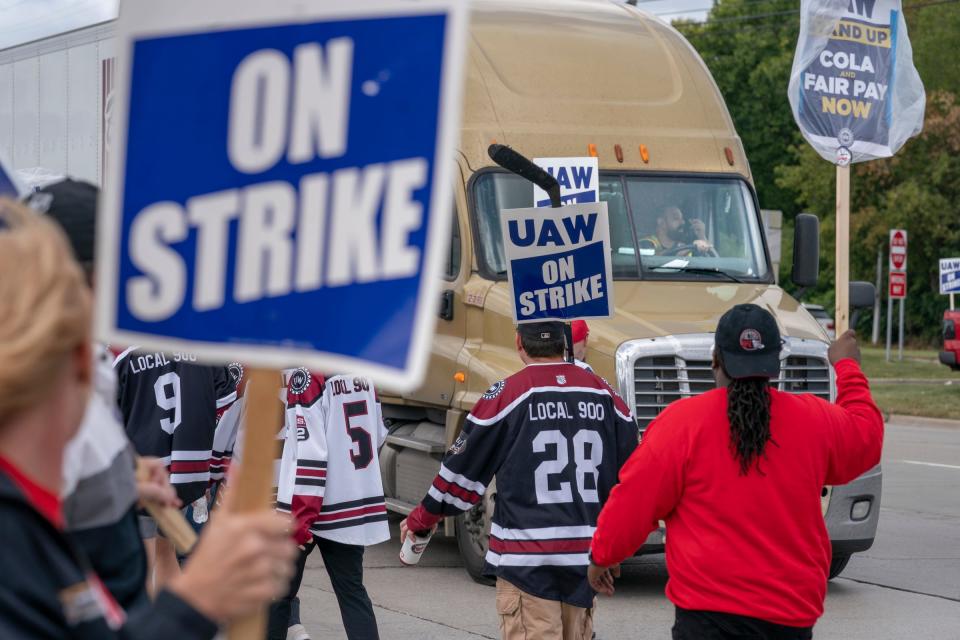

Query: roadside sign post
left=789, top=0, right=925, bottom=341
left=98, top=1, right=467, bottom=637
left=886, top=229, right=907, bottom=362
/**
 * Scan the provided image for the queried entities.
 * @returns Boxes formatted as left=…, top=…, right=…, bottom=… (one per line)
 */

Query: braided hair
left=726, top=374, right=773, bottom=475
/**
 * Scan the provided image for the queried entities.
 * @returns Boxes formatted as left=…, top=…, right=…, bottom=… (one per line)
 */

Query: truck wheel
left=454, top=482, right=496, bottom=586
left=828, top=554, right=851, bottom=580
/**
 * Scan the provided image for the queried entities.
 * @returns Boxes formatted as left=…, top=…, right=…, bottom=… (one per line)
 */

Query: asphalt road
left=296, top=416, right=960, bottom=638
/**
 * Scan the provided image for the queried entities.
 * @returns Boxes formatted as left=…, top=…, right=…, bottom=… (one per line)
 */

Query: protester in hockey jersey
left=267, top=369, right=389, bottom=640
left=113, top=348, right=237, bottom=592
left=401, top=322, right=638, bottom=640
left=27, top=178, right=180, bottom=611
left=570, top=320, right=593, bottom=373
left=0, top=198, right=296, bottom=639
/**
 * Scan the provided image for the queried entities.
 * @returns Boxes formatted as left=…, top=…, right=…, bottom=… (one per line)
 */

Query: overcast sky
left=0, top=0, right=711, bottom=51
left=0, top=0, right=117, bottom=49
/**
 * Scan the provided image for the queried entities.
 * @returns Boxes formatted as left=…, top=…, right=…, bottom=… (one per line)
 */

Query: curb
left=887, top=414, right=960, bottom=429
left=871, top=379, right=958, bottom=385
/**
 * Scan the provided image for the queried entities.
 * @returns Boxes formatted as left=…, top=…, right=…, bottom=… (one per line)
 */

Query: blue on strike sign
left=96, top=0, right=467, bottom=390
left=499, top=203, right=614, bottom=323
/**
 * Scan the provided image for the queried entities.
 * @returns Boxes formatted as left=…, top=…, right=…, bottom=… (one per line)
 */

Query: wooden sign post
left=227, top=368, right=285, bottom=640
left=835, top=165, right=851, bottom=335
left=135, top=458, right=198, bottom=554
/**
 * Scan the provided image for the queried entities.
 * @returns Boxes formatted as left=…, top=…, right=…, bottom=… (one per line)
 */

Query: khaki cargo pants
left=495, top=578, right=594, bottom=640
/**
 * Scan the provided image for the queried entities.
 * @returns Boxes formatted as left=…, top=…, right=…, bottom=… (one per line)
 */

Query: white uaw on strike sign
left=500, top=202, right=614, bottom=323
left=941, top=259, right=960, bottom=295
left=95, top=0, right=468, bottom=391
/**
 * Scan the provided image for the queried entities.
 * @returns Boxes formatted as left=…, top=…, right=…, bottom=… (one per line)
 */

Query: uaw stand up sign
left=788, top=0, right=924, bottom=336
left=789, top=0, right=925, bottom=165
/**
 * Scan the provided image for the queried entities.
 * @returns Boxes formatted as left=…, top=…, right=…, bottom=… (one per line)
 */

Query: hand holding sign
left=99, top=1, right=468, bottom=637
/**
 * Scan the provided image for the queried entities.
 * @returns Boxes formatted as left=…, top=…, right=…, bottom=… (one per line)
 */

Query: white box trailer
left=0, top=21, right=117, bottom=187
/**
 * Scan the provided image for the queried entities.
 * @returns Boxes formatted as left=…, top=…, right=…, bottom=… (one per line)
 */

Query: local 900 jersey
left=113, top=348, right=237, bottom=504
left=407, top=362, right=638, bottom=608
left=278, top=370, right=389, bottom=547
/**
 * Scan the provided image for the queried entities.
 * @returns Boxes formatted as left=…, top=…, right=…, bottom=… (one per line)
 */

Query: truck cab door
left=405, top=199, right=467, bottom=406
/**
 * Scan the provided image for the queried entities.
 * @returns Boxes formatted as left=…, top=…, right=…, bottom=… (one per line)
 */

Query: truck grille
left=619, top=336, right=833, bottom=431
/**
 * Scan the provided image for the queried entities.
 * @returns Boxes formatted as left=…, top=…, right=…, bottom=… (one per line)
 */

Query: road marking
left=898, top=459, right=960, bottom=470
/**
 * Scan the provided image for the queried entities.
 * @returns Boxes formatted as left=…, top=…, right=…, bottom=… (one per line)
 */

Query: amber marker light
left=588, top=143, right=598, bottom=158
left=724, top=146, right=735, bottom=166
left=639, top=144, right=650, bottom=164
left=614, top=144, right=624, bottom=163
left=454, top=372, right=466, bottom=383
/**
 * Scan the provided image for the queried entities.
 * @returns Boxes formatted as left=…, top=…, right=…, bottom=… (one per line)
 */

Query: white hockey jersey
left=225, top=368, right=292, bottom=499
left=277, top=371, right=389, bottom=547
left=210, top=363, right=247, bottom=482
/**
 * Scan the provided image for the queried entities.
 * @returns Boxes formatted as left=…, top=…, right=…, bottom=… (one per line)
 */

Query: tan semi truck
left=378, top=0, right=881, bottom=584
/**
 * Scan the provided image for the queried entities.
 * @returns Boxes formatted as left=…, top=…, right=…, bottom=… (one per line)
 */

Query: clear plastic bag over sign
left=788, top=0, right=925, bottom=165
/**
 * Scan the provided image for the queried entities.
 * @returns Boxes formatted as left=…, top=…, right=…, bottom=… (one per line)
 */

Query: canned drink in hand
left=399, top=531, right=433, bottom=565
left=191, top=496, right=209, bottom=524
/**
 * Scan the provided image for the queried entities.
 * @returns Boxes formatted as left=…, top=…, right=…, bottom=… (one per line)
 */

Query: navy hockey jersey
left=278, top=371, right=389, bottom=547
left=406, top=362, right=638, bottom=608
left=113, top=348, right=237, bottom=504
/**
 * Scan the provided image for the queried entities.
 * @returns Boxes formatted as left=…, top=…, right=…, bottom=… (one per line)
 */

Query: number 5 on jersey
left=343, top=400, right=374, bottom=470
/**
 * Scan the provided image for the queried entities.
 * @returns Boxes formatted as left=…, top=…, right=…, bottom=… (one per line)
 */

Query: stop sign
left=890, top=229, right=907, bottom=272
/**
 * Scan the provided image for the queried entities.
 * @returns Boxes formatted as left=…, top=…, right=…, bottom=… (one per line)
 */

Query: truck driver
left=639, top=206, right=712, bottom=256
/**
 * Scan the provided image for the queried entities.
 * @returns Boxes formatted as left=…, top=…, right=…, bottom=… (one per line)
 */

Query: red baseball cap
left=571, top=320, right=589, bottom=344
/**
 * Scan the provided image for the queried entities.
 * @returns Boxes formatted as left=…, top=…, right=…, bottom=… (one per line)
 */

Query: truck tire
left=828, top=554, right=851, bottom=580
left=454, top=481, right=496, bottom=586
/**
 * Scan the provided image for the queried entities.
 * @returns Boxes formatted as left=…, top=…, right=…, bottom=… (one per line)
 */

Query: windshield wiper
left=651, top=266, right=744, bottom=283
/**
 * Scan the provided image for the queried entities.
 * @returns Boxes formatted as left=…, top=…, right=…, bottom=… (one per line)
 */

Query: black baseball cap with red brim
left=715, top=304, right=782, bottom=379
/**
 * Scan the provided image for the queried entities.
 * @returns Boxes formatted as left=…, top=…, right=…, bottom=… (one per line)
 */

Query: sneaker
left=287, top=624, right=311, bottom=640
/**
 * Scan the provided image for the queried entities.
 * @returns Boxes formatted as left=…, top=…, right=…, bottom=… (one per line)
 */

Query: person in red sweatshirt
left=588, top=303, right=884, bottom=640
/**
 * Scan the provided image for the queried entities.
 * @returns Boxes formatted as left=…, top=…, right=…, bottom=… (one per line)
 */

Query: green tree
left=680, top=0, right=960, bottom=343
left=677, top=0, right=802, bottom=214
left=776, top=92, right=960, bottom=342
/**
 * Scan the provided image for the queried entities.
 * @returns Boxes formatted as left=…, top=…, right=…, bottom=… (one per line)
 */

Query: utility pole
left=872, top=248, right=881, bottom=344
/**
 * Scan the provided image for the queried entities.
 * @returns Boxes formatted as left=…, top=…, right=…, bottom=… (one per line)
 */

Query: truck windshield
left=472, top=172, right=769, bottom=281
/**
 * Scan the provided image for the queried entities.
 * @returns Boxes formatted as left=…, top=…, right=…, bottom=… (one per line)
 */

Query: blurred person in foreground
left=26, top=178, right=181, bottom=610
left=0, top=198, right=296, bottom=639
left=587, top=304, right=884, bottom=640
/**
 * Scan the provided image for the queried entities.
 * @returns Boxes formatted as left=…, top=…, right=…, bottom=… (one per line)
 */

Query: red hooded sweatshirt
left=590, top=358, right=883, bottom=628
